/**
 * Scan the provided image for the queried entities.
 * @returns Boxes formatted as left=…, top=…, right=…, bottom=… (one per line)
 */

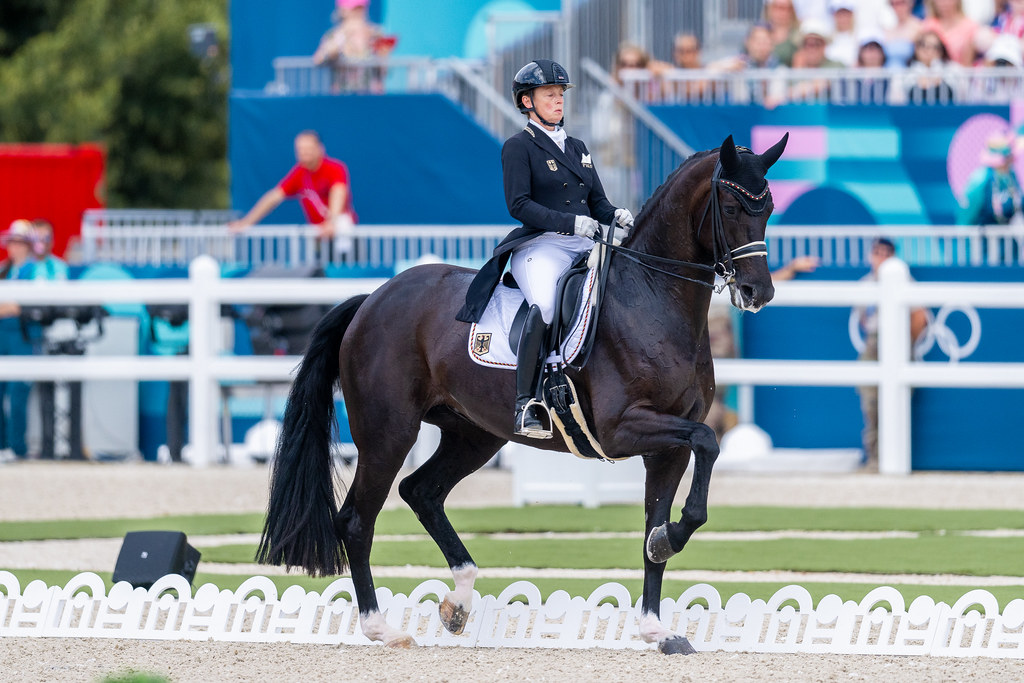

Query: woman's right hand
left=573, top=215, right=600, bottom=238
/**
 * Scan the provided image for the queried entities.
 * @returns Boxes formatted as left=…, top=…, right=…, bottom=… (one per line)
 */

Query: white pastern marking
left=449, top=563, right=478, bottom=607
left=360, top=610, right=410, bottom=644
left=638, top=613, right=673, bottom=644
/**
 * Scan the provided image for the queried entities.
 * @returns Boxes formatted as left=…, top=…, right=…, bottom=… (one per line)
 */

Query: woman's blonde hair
left=925, top=0, right=963, bottom=17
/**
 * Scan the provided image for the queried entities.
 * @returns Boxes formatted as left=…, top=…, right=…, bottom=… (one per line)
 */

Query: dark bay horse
left=257, top=134, right=788, bottom=654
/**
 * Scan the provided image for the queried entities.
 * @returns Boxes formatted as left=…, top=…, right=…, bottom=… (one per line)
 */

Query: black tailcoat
left=456, top=123, right=618, bottom=322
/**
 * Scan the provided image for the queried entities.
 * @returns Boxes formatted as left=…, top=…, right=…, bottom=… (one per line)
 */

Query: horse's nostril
left=741, top=284, right=757, bottom=302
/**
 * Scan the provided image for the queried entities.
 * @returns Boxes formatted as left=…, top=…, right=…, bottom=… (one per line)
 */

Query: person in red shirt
left=229, top=130, right=357, bottom=237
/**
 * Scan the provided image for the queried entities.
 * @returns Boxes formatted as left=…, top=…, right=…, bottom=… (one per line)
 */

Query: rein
left=593, top=160, right=767, bottom=294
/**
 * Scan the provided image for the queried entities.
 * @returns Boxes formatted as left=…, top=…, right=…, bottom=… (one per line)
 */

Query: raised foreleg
left=645, top=420, right=719, bottom=564
left=639, top=447, right=698, bottom=654
left=603, top=410, right=721, bottom=654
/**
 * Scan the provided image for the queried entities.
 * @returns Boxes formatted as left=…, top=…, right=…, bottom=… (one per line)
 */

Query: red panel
left=0, top=144, right=106, bottom=259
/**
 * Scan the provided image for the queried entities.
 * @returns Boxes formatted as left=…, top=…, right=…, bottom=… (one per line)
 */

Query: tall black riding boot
left=514, top=304, right=552, bottom=439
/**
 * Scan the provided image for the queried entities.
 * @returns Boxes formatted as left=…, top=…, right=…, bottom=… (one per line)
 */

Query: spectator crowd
left=608, top=0, right=1024, bottom=106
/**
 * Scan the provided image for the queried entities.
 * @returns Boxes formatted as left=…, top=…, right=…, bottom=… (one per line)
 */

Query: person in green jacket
left=958, top=132, right=1022, bottom=226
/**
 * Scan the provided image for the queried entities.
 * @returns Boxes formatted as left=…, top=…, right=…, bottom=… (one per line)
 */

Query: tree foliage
left=0, top=0, right=75, bottom=59
left=0, top=0, right=228, bottom=208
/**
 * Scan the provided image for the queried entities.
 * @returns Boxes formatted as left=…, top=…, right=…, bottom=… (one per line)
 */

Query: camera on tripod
left=20, top=305, right=106, bottom=354
left=17, top=305, right=106, bottom=460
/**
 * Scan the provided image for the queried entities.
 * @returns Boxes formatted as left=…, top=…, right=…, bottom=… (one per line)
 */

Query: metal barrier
left=79, top=221, right=512, bottom=269
left=81, top=209, right=238, bottom=230
left=267, top=55, right=448, bottom=96
left=621, top=66, right=1024, bottom=107
left=2, top=256, right=1024, bottom=473
left=78, top=213, right=1024, bottom=269
left=764, top=224, right=1024, bottom=270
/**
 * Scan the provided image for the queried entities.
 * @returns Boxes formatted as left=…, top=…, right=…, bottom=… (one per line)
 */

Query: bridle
left=593, top=159, right=768, bottom=294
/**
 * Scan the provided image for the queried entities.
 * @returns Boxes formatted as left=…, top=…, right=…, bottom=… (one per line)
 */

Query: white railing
left=78, top=216, right=1024, bottom=269
left=1, top=256, right=1024, bottom=473
left=79, top=221, right=511, bottom=269
left=81, top=209, right=238, bottom=230
left=621, top=66, right=1024, bottom=107
left=765, top=224, right=1024, bottom=269
left=267, top=56, right=447, bottom=96
left=0, top=257, right=386, bottom=467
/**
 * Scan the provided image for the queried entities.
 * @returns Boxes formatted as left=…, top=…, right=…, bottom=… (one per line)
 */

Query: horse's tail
left=255, top=294, right=369, bottom=576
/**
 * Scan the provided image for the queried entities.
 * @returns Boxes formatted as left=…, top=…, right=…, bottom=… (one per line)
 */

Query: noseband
left=595, top=160, right=768, bottom=293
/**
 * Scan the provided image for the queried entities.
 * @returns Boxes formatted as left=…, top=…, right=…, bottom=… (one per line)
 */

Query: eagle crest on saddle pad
left=472, top=333, right=491, bottom=355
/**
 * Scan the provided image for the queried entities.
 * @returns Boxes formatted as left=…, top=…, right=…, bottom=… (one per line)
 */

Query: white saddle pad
left=467, top=267, right=598, bottom=370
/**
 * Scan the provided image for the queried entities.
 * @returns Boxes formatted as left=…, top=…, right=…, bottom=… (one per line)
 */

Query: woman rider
left=457, top=59, right=634, bottom=438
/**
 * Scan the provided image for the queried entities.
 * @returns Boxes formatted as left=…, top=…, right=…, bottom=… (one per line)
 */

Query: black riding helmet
left=512, top=59, right=574, bottom=126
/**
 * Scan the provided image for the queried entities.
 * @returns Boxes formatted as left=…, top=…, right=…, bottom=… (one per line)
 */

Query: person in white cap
left=793, top=19, right=845, bottom=68
left=827, top=0, right=859, bottom=66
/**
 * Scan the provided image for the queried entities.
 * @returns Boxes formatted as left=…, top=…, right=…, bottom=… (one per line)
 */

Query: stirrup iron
left=515, top=398, right=552, bottom=439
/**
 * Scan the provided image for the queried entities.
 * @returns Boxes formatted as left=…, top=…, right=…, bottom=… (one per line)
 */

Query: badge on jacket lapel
left=473, top=333, right=491, bottom=355
left=581, top=153, right=593, bottom=168
left=546, top=160, right=558, bottom=172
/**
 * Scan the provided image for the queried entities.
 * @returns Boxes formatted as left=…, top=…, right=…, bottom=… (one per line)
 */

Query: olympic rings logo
left=848, top=305, right=982, bottom=362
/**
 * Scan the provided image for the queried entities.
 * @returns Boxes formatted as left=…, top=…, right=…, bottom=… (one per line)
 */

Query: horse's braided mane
left=636, top=149, right=716, bottom=225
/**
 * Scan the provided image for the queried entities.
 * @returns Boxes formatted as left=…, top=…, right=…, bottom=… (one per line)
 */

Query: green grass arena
left=4, top=503, right=1024, bottom=611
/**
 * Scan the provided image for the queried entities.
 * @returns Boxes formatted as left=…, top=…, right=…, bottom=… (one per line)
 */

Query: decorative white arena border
left=1, top=572, right=1023, bottom=657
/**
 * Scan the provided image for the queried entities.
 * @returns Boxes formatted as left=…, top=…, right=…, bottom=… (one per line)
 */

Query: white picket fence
left=1, top=571, right=1021, bottom=656
left=1, top=256, right=1023, bottom=473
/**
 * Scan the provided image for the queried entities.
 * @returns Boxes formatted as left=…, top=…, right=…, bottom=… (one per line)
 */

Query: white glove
left=614, top=208, right=634, bottom=230
left=573, top=214, right=600, bottom=239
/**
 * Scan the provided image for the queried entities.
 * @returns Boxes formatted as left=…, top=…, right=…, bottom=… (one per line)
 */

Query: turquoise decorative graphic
left=653, top=103, right=1024, bottom=226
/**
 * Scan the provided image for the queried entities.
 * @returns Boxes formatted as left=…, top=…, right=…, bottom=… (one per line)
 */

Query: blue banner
left=742, top=266, right=1024, bottom=471
left=651, top=103, right=1023, bottom=227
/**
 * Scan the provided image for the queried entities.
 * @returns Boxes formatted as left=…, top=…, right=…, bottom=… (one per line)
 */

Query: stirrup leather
left=515, top=398, right=553, bottom=439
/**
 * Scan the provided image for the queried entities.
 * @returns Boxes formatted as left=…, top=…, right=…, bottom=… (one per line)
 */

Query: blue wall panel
left=743, top=266, right=1024, bottom=470
left=229, top=93, right=509, bottom=225
left=230, top=0, right=558, bottom=91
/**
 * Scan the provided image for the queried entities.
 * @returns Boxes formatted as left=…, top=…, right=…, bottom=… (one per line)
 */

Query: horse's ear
left=758, top=132, right=789, bottom=170
left=719, top=135, right=739, bottom=174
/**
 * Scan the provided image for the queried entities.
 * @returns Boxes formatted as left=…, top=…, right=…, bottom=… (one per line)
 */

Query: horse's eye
left=723, top=205, right=737, bottom=216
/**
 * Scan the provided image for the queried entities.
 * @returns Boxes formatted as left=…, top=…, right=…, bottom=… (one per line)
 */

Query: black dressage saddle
left=504, top=253, right=594, bottom=367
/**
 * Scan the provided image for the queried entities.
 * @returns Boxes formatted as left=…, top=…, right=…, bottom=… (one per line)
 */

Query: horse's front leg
left=638, top=421, right=719, bottom=565
left=639, top=447, right=699, bottom=654
left=604, top=411, right=720, bottom=654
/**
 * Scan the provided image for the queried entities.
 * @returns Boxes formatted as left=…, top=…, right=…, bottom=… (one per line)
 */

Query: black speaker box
left=112, top=531, right=201, bottom=589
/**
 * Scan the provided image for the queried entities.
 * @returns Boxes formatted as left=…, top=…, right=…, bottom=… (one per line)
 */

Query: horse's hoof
left=384, top=634, right=417, bottom=649
left=439, top=597, right=469, bottom=635
left=659, top=635, right=697, bottom=655
left=646, top=524, right=676, bottom=564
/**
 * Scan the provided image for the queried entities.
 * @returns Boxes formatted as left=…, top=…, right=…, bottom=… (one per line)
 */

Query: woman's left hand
left=614, top=208, right=634, bottom=230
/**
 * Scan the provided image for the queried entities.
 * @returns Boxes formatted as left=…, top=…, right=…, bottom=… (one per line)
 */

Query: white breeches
left=510, top=234, right=592, bottom=324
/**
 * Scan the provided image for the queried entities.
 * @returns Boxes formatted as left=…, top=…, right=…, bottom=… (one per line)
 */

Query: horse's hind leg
left=398, top=423, right=506, bottom=635
left=335, top=424, right=420, bottom=648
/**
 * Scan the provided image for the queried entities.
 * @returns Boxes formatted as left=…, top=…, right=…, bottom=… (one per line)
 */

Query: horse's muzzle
left=730, top=280, right=774, bottom=313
